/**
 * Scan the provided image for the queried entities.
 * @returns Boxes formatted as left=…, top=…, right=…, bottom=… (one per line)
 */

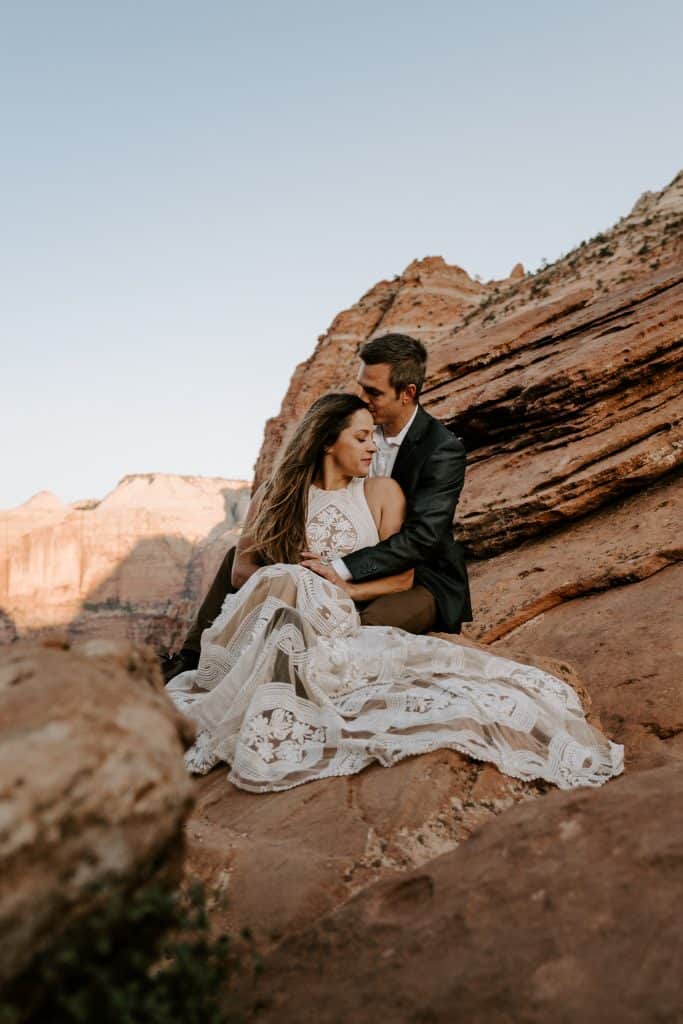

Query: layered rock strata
left=255, top=174, right=683, bottom=560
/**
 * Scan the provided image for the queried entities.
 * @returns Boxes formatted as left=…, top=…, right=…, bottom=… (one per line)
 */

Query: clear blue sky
left=2, top=0, right=681, bottom=508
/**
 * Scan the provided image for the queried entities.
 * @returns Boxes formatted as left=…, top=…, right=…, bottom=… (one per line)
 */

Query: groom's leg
left=183, top=545, right=238, bottom=654
left=359, top=586, right=436, bottom=634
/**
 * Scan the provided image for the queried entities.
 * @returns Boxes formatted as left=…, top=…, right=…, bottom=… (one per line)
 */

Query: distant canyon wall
left=0, top=474, right=251, bottom=650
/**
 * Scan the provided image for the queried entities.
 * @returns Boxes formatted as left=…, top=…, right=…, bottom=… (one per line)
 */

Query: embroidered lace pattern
left=305, top=477, right=379, bottom=561
left=166, top=483, right=624, bottom=792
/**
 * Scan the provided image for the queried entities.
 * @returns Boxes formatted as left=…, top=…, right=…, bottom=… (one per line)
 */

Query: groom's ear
left=402, top=383, right=417, bottom=404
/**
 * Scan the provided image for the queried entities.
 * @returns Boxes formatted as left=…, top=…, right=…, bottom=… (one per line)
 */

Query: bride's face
left=326, top=409, right=376, bottom=477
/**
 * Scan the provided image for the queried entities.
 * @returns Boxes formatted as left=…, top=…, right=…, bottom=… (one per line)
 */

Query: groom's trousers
left=182, top=546, right=437, bottom=654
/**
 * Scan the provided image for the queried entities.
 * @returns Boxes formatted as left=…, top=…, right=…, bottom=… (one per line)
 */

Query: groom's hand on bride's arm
left=299, top=552, right=351, bottom=592
left=300, top=552, right=415, bottom=600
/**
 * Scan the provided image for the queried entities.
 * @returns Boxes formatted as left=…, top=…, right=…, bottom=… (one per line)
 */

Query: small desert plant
left=4, top=882, right=243, bottom=1024
left=82, top=597, right=136, bottom=613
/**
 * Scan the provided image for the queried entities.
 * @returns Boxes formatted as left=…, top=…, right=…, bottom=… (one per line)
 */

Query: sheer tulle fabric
left=167, top=564, right=624, bottom=792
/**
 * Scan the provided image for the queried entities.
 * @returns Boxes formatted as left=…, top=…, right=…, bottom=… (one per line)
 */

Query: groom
left=164, top=333, right=471, bottom=682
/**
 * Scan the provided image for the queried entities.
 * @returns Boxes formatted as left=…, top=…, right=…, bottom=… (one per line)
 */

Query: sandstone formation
left=0, top=473, right=250, bottom=651
left=255, top=176, right=682, bottom=555
left=230, top=763, right=683, bottom=1023
left=0, top=638, right=195, bottom=987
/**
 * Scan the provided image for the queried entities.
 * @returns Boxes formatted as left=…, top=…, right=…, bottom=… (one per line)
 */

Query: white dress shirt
left=369, top=406, right=418, bottom=478
left=332, top=406, right=418, bottom=581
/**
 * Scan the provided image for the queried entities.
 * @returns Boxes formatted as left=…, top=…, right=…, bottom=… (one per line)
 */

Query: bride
left=167, top=393, right=624, bottom=792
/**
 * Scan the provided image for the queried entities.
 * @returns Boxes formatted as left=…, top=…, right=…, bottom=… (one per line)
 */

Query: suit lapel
left=391, top=406, right=429, bottom=491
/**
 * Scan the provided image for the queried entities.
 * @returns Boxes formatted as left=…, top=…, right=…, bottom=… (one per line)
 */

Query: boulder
left=0, top=638, right=194, bottom=987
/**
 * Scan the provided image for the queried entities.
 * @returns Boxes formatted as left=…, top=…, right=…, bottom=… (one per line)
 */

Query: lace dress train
left=166, top=480, right=624, bottom=792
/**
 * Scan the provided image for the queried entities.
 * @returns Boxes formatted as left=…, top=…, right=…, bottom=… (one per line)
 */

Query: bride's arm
left=231, top=488, right=266, bottom=588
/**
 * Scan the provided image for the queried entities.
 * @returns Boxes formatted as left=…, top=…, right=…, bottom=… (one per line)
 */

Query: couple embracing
left=166, top=335, right=623, bottom=792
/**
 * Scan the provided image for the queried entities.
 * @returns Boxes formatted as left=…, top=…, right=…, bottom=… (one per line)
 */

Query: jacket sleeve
left=342, top=437, right=466, bottom=581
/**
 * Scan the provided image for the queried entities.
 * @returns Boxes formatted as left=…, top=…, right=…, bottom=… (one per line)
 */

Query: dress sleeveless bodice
left=305, top=478, right=380, bottom=561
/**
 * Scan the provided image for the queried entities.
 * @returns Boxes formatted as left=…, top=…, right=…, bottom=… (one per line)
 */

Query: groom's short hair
left=359, top=334, right=427, bottom=399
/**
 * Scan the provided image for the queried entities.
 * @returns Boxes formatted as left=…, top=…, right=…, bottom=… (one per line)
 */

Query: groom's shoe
left=162, top=647, right=200, bottom=684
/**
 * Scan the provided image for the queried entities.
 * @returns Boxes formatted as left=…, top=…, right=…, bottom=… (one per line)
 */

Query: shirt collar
left=374, top=405, right=418, bottom=447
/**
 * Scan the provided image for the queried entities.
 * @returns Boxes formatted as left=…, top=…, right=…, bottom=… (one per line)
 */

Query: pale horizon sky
left=2, top=0, right=681, bottom=509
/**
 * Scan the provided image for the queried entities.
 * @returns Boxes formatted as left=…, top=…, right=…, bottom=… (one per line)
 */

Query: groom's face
left=356, top=361, right=406, bottom=426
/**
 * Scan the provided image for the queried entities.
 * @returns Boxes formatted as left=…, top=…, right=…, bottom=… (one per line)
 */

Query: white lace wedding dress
left=167, top=478, right=624, bottom=792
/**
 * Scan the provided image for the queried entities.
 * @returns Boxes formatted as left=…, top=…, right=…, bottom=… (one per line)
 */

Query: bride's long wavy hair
left=249, top=392, right=369, bottom=565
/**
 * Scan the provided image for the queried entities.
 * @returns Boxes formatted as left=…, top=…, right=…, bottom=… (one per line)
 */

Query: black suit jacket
left=343, top=405, right=472, bottom=632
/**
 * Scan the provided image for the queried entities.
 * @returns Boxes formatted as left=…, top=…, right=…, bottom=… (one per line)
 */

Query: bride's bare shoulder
left=363, top=476, right=406, bottom=515
left=363, top=477, right=406, bottom=536
left=363, top=476, right=404, bottom=500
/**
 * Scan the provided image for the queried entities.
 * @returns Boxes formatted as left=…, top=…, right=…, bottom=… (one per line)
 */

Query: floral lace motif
left=305, top=479, right=379, bottom=560
left=306, top=505, right=358, bottom=561
left=243, top=708, right=326, bottom=764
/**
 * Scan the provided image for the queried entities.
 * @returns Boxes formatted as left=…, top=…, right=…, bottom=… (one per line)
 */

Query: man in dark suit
left=164, top=333, right=471, bottom=682
left=302, top=333, right=471, bottom=635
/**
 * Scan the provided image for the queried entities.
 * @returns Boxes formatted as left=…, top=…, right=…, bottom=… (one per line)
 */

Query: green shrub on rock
left=3, top=882, right=243, bottom=1024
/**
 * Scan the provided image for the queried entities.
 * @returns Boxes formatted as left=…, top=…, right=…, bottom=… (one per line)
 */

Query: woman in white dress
left=167, top=394, right=623, bottom=792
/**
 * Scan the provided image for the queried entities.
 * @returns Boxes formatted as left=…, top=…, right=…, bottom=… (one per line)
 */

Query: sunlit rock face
left=0, top=474, right=251, bottom=650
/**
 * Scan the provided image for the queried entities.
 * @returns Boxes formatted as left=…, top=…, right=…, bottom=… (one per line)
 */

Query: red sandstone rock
left=0, top=639, right=195, bottom=986
left=230, top=764, right=683, bottom=1024
left=255, top=170, right=683, bottom=510
left=184, top=748, right=545, bottom=950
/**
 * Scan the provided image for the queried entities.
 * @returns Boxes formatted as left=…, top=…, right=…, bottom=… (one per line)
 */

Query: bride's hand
left=299, top=552, right=350, bottom=592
